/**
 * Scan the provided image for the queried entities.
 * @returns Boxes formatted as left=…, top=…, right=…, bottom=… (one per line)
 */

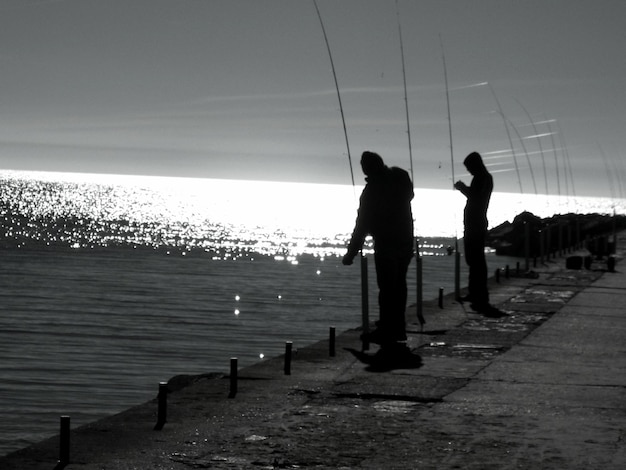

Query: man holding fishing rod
left=343, top=151, right=414, bottom=349
left=454, top=151, right=501, bottom=316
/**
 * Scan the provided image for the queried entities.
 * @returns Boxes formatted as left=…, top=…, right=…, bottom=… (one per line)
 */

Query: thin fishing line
left=312, top=0, right=355, bottom=190
left=396, top=0, right=413, bottom=182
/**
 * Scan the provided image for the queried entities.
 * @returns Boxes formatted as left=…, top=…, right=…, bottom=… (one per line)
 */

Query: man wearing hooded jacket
left=454, top=151, right=496, bottom=313
left=343, top=151, right=414, bottom=347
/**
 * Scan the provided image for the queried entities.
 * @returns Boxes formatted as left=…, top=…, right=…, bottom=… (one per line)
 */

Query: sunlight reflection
left=0, top=170, right=623, bottom=260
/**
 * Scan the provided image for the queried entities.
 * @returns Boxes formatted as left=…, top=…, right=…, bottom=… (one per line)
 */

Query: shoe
left=471, top=303, right=506, bottom=318
left=481, top=304, right=506, bottom=318
left=459, top=294, right=472, bottom=303
left=469, top=302, right=487, bottom=312
left=367, top=344, right=422, bottom=372
left=360, top=328, right=406, bottom=345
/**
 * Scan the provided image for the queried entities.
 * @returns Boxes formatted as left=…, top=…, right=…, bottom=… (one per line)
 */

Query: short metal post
left=612, top=212, right=617, bottom=255
left=524, top=222, right=530, bottom=272
left=505, top=265, right=510, bottom=279
left=495, top=268, right=500, bottom=283
left=59, top=415, right=70, bottom=467
left=329, top=326, right=336, bottom=357
left=229, top=358, right=238, bottom=398
left=415, top=237, right=425, bottom=327
left=454, top=239, right=461, bottom=301
left=567, top=223, right=572, bottom=253
left=546, top=225, right=552, bottom=260
left=360, top=253, right=370, bottom=351
left=608, top=256, right=616, bottom=272
left=154, top=382, right=167, bottom=430
left=438, top=287, right=444, bottom=309
left=284, top=341, right=292, bottom=375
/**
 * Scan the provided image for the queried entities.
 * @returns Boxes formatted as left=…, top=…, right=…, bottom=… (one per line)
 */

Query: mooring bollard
left=438, top=287, right=444, bottom=309
left=284, top=341, right=293, bottom=375
left=329, top=326, right=336, bottom=357
left=56, top=415, right=70, bottom=469
left=495, top=268, right=500, bottom=283
left=229, top=357, right=238, bottom=398
left=154, top=382, right=167, bottom=430
left=516, top=261, right=520, bottom=276
left=505, top=265, right=510, bottom=279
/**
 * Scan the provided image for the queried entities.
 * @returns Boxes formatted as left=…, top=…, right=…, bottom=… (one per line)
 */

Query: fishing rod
left=487, top=83, right=523, bottom=194
left=543, top=118, right=564, bottom=197
left=439, top=35, right=461, bottom=301
left=312, top=0, right=355, bottom=190
left=545, top=118, right=564, bottom=203
left=439, top=35, right=455, bottom=189
left=506, top=116, right=538, bottom=195
left=516, top=99, right=548, bottom=195
left=554, top=119, right=577, bottom=199
left=313, top=0, right=371, bottom=349
left=396, top=1, right=424, bottom=327
left=396, top=0, right=414, bottom=182
left=597, top=142, right=617, bottom=205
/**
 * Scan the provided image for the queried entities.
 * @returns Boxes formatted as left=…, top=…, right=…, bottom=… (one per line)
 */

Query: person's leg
left=373, top=254, right=407, bottom=342
left=475, top=248, right=489, bottom=304
left=465, top=231, right=489, bottom=306
left=390, top=254, right=411, bottom=339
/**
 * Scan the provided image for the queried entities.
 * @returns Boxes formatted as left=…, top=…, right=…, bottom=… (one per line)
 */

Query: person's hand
left=342, top=254, right=354, bottom=265
left=454, top=180, right=465, bottom=191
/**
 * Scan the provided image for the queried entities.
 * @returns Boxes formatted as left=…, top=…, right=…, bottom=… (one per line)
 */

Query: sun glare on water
left=0, top=170, right=622, bottom=258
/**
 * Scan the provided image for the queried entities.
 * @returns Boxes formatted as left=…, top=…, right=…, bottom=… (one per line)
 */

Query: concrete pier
left=2, top=234, right=625, bottom=469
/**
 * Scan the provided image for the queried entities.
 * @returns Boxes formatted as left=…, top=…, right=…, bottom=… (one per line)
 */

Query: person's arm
left=343, top=191, right=370, bottom=265
left=454, top=180, right=470, bottom=198
left=343, top=212, right=366, bottom=265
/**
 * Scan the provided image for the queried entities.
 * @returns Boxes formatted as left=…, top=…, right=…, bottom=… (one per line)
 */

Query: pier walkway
left=2, top=234, right=625, bottom=469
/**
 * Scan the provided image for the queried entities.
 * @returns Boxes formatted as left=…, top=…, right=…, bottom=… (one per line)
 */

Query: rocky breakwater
left=486, top=211, right=625, bottom=263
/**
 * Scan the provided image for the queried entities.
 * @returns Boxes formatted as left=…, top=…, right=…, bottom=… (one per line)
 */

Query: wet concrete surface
left=2, top=238, right=625, bottom=469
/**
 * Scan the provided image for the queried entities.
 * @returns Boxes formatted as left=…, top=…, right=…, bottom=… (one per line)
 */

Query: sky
left=0, top=0, right=625, bottom=199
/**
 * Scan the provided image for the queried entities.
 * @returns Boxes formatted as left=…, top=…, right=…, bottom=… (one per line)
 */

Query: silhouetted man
left=343, top=151, right=414, bottom=347
left=454, top=151, right=496, bottom=314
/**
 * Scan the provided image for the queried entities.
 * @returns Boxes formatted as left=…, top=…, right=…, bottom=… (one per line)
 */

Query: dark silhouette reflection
left=343, top=151, right=414, bottom=348
left=454, top=152, right=501, bottom=316
left=345, top=345, right=423, bottom=372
